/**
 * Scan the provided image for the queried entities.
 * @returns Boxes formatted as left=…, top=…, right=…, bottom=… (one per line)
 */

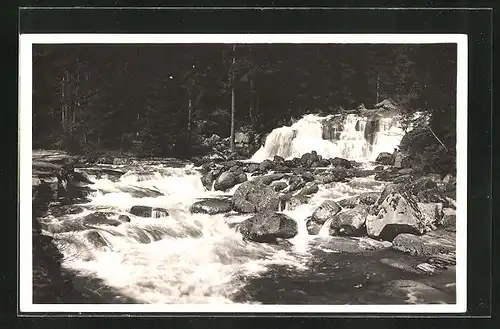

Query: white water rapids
left=41, top=112, right=415, bottom=304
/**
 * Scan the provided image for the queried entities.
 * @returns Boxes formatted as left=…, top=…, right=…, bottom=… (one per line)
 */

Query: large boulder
left=282, top=194, right=310, bottom=211
left=300, top=151, right=320, bottom=167
left=329, top=205, right=368, bottom=236
left=239, top=211, right=298, bottom=243
left=359, top=192, right=381, bottom=205
left=330, top=157, right=352, bottom=169
left=255, top=173, right=285, bottom=185
left=190, top=198, right=233, bottom=215
left=298, top=182, right=319, bottom=196
left=392, top=229, right=455, bottom=256
left=130, top=205, right=169, bottom=218
left=246, top=163, right=260, bottom=173
left=311, top=200, right=342, bottom=224
left=273, top=155, right=285, bottom=166
left=232, top=181, right=279, bottom=213
left=83, top=212, right=123, bottom=227
left=375, top=152, right=394, bottom=165
left=338, top=196, right=359, bottom=209
left=365, top=189, right=425, bottom=241
left=213, top=171, right=247, bottom=191
left=271, top=181, right=288, bottom=192
left=259, top=159, right=274, bottom=172
left=306, top=217, right=323, bottom=235
left=288, top=175, right=306, bottom=192
left=301, top=171, right=314, bottom=182
left=417, top=202, right=443, bottom=229
left=200, top=171, right=216, bottom=190
left=440, top=208, right=456, bottom=230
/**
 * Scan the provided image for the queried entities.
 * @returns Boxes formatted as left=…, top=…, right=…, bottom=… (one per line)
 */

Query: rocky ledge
left=191, top=150, right=457, bottom=275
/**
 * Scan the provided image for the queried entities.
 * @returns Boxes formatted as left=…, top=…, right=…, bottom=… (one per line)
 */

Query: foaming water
left=42, top=111, right=452, bottom=305
left=251, top=113, right=406, bottom=162
left=51, top=165, right=321, bottom=304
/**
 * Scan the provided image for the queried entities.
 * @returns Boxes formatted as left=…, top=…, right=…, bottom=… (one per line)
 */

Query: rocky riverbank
left=31, top=150, right=137, bottom=303
left=189, top=150, right=457, bottom=277
left=30, top=147, right=457, bottom=304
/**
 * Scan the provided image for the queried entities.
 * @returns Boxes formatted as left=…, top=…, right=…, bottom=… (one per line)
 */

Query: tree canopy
left=32, top=43, right=457, bottom=158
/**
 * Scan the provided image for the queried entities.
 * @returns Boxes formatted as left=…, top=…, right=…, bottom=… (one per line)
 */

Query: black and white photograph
left=19, top=34, right=467, bottom=313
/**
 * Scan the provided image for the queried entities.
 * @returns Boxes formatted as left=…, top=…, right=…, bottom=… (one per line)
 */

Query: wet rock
left=374, top=165, right=385, bottom=171
left=271, top=181, right=288, bottom=192
left=440, top=208, right=456, bottom=230
left=190, top=198, right=233, bottom=215
left=48, top=204, right=84, bottom=218
left=300, top=151, right=320, bottom=167
left=214, top=171, right=246, bottom=191
left=375, top=152, right=394, bottom=165
left=255, top=173, right=285, bottom=185
left=118, top=215, right=131, bottom=222
left=239, top=211, right=298, bottom=243
left=379, top=258, right=422, bottom=274
left=259, top=159, right=274, bottom=172
left=329, top=205, right=368, bottom=236
left=85, top=231, right=109, bottom=249
left=229, top=165, right=240, bottom=173
left=116, top=186, right=163, bottom=198
left=129, top=206, right=169, bottom=218
left=392, top=229, right=455, bottom=256
left=311, top=200, right=342, bottom=225
left=246, top=163, right=260, bottom=173
left=359, top=192, right=380, bottom=205
left=299, top=182, right=319, bottom=196
left=301, top=171, right=314, bottom=182
left=381, top=280, right=454, bottom=304
left=306, top=217, right=322, bottom=235
left=288, top=175, right=306, bottom=192
left=283, top=194, right=310, bottom=211
left=83, top=212, right=123, bottom=227
left=366, top=190, right=425, bottom=241
left=273, top=155, right=285, bottom=165
left=338, top=196, right=359, bottom=209
left=200, top=171, right=215, bottom=190
left=232, top=181, right=279, bottom=213
left=330, top=157, right=352, bottom=169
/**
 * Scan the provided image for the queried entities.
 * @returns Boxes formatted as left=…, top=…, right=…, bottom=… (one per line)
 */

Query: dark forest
left=33, top=43, right=457, bottom=159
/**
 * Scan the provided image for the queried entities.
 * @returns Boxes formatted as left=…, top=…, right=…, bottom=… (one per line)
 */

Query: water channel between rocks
left=36, top=113, right=456, bottom=304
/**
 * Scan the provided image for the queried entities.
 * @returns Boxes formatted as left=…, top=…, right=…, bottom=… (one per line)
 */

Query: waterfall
left=251, top=113, right=406, bottom=162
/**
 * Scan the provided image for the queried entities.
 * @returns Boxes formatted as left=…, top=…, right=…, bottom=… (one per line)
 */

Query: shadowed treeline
left=33, top=43, right=457, bottom=159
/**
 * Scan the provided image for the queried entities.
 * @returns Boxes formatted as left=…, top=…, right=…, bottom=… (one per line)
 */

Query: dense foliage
left=32, top=44, right=457, bottom=158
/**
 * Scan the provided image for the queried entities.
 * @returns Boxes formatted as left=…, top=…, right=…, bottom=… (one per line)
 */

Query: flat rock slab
left=392, top=229, right=455, bottom=256
left=311, top=236, right=392, bottom=253
left=381, top=279, right=455, bottom=304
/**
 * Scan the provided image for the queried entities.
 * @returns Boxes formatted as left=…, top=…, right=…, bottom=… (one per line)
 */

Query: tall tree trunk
left=376, top=73, right=380, bottom=104
left=187, top=97, right=192, bottom=140
left=249, top=78, right=254, bottom=126
left=230, top=44, right=236, bottom=152
left=61, top=71, right=67, bottom=134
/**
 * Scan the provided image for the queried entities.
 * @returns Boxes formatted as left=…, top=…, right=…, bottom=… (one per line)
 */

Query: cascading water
left=39, top=110, right=454, bottom=305
left=251, top=113, right=406, bottom=162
